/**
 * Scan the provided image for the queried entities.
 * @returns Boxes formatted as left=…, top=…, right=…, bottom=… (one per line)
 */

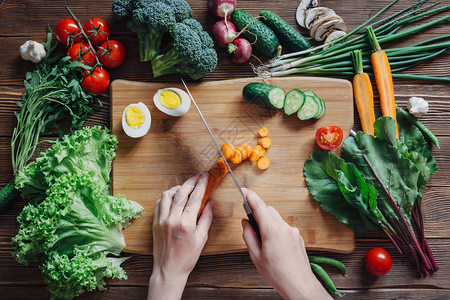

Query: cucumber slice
left=284, top=89, right=305, bottom=115
left=297, top=95, right=320, bottom=120
left=315, top=98, right=326, bottom=119
left=242, top=82, right=286, bottom=109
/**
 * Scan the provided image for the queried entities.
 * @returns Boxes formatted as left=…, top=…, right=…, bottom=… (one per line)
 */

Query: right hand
left=241, top=188, right=332, bottom=300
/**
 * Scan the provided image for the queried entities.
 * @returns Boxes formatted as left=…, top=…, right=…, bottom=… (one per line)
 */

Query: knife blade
left=181, top=78, right=261, bottom=241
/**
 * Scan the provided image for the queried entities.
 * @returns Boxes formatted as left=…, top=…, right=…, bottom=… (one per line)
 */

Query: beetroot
left=227, top=38, right=252, bottom=64
left=208, top=0, right=236, bottom=19
left=212, top=20, right=238, bottom=48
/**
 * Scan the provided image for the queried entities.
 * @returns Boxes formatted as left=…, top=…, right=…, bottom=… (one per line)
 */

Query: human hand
left=148, top=172, right=212, bottom=300
left=241, top=188, right=332, bottom=300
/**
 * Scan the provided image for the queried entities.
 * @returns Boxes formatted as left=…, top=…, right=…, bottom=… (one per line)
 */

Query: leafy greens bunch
left=112, top=0, right=218, bottom=80
left=12, top=126, right=143, bottom=299
left=0, top=29, right=98, bottom=212
left=304, top=110, right=439, bottom=276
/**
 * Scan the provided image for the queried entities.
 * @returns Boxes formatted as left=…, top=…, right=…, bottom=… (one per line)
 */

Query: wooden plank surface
left=1, top=0, right=449, bottom=299
left=111, top=77, right=355, bottom=254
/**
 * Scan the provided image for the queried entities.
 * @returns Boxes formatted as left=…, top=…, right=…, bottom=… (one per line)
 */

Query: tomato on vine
left=83, top=18, right=111, bottom=46
left=81, top=67, right=110, bottom=95
left=97, top=40, right=126, bottom=68
left=56, top=18, right=82, bottom=46
left=67, top=42, right=96, bottom=67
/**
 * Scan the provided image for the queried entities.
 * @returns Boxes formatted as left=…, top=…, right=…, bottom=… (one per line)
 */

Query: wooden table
left=1, top=0, right=449, bottom=299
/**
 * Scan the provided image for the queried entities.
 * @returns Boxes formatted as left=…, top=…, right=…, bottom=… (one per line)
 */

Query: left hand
left=148, top=172, right=212, bottom=300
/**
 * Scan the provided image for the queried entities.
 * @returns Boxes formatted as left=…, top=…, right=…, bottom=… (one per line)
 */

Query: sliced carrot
left=197, top=158, right=229, bottom=218
left=221, top=143, right=235, bottom=159
left=236, top=146, right=247, bottom=160
left=257, top=157, right=270, bottom=170
left=249, top=145, right=265, bottom=162
left=259, top=137, right=272, bottom=149
left=243, top=144, right=253, bottom=159
left=230, top=149, right=243, bottom=164
left=258, top=127, right=269, bottom=138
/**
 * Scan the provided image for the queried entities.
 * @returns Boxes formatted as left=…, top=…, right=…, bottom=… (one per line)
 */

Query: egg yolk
left=125, top=105, right=145, bottom=129
left=159, top=90, right=181, bottom=109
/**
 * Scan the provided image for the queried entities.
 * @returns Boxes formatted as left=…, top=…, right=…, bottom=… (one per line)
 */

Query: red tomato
left=56, top=18, right=82, bottom=46
left=83, top=18, right=111, bottom=46
left=67, top=42, right=96, bottom=67
left=365, top=247, right=392, bottom=276
left=97, top=40, right=126, bottom=68
left=315, top=126, right=344, bottom=150
left=81, top=67, right=110, bottom=95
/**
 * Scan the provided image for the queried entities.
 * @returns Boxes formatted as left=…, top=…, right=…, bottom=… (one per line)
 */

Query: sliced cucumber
left=242, top=82, right=286, bottom=109
left=303, top=90, right=326, bottom=119
left=297, top=95, right=320, bottom=120
left=284, top=89, right=305, bottom=115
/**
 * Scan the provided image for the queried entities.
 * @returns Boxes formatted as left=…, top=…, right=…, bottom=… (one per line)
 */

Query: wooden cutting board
left=111, top=77, right=355, bottom=255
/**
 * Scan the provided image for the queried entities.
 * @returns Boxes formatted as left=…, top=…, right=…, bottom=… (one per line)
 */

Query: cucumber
left=259, top=10, right=311, bottom=52
left=303, top=90, right=326, bottom=119
left=231, top=9, right=280, bottom=57
left=0, top=179, right=19, bottom=212
left=297, top=95, right=320, bottom=120
left=284, top=89, right=305, bottom=115
left=243, top=82, right=286, bottom=109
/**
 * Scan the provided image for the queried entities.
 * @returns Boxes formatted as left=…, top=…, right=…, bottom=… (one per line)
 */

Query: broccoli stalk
left=151, top=19, right=218, bottom=80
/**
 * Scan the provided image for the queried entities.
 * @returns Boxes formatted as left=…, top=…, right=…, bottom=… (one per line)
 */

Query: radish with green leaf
left=227, top=38, right=252, bottom=64
left=208, top=0, right=236, bottom=19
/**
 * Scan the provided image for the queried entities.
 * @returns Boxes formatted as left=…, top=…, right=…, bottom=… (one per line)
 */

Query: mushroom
left=323, top=30, right=347, bottom=48
left=314, top=18, right=347, bottom=41
left=304, top=7, right=336, bottom=30
left=310, top=15, right=344, bottom=40
left=296, top=0, right=319, bottom=28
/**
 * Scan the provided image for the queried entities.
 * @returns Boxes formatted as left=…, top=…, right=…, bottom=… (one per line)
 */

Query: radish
left=212, top=20, right=238, bottom=48
left=208, top=0, right=236, bottom=19
left=227, top=38, right=252, bottom=64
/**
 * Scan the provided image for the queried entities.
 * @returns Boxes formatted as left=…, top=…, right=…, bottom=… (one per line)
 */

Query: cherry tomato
left=83, top=18, right=111, bottom=46
left=365, top=247, right=392, bottom=276
left=67, top=42, right=96, bottom=67
left=315, top=126, right=344, bottom=150
left=56, top=18, right=82, bottom=46
left=97, top=40, right=126, bottom=68
left=81, top=67, right=110, bottom=95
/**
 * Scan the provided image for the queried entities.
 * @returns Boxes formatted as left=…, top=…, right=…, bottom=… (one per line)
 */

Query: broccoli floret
left=112, top=0, right=192, bottom=61
left=151, top=20, right=218, bottom=80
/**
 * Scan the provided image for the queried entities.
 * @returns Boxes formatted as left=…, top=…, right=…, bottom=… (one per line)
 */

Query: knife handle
left=247, top=212, right=262, bottom=242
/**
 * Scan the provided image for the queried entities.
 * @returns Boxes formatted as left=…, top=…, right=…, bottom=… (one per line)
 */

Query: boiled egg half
left=153, top=88, right=191, bottom=117
left=122, top=102, right=151, bottom=138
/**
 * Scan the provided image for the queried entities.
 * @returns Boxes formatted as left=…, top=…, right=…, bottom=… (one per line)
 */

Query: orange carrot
left=257, top=157, right=270, bottom=170
left=243, top=144, right=253, bottom=159
left=259, top=137, right=272, bottom=149
left=258, top=127, right=269, bottom=138
left=221, top=143, right=235, bottom=159
left=230, top=149, right=243, bottom=164
left=351, top=50, right=376, bottom=136
left=197, top=158, right=229, bottom=218
left=249, top=145, right=265, bottom=162
left=236, top=146, right=247, bottom=160
left=367, top=26, right=398, bottom=138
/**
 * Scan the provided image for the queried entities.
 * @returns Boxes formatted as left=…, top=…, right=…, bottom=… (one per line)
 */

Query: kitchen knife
left=181, top=78, right=261, bottom=242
